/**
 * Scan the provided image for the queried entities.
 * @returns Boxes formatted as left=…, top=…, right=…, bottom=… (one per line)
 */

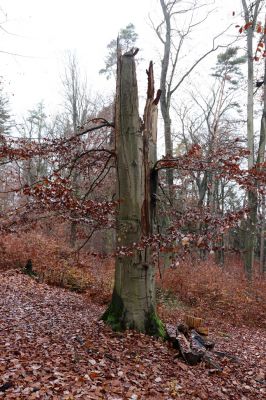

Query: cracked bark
left=103, top=52, right=166, bottom=337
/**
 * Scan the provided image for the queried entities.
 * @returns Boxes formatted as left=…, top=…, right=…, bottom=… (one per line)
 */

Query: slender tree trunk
left=158, top=1, right=174, bottom=267
left=70, top=168, right=78, bottom=247
left=245, top=16, right=257, bottom=168
left=258, top=21, right=266, bottom=273
left=241, top=0, right=261, bottom=278
left=103, top=51, right=166, bottom=337
left=260, top=195, right=265, bottom=273
left=70, top=96, right=78, bottom=247
left=216, top=181, right=225, bottom=266
left=159, top=0, right=174, bottom=199
left=244, top=24, right=255, bottom=278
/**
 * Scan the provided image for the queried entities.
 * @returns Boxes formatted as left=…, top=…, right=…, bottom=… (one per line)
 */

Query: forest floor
left=0, top=269, right=265, bottom=400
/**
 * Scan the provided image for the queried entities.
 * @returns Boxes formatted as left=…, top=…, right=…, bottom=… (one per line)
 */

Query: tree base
left=144, top=310, right=168, bottom=339
left=102, top=289, right=168, bottom=339
left=102, top=289, right=124, bottom=332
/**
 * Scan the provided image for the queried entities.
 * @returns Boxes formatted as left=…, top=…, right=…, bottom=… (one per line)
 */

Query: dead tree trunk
left=103, top=51, right=166, bottom=337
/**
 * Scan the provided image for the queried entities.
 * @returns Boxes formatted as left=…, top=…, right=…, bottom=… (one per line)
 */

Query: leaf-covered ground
left=0, top=270, right=265, bottom=399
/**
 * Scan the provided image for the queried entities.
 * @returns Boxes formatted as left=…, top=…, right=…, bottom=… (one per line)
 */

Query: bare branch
left=169, top=25, right=237, bottom=96
left=0, top=50, right=40, bottom=58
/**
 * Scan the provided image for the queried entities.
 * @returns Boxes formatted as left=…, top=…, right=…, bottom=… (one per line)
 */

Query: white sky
left=0, top=0, right=243, bottom=121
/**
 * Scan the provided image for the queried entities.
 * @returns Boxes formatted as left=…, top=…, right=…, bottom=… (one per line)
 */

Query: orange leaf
left=89, top=371, right=101, bottom=379
left=84, top=339, right=94, bottom=348
left=244, top=22, right=252, bottom=30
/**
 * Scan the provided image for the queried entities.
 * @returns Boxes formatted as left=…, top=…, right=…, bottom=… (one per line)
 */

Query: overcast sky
left=0, top=0, right=242, bottom=120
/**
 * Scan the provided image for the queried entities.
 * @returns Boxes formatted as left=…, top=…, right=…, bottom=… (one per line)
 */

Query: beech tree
left=241, top=0, right=264, bottom=277
left=102, top=49, right=166, bottom=336
left=257, top=17, right=266, bottom=274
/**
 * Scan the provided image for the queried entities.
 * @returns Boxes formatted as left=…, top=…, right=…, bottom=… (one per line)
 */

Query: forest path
left=0, top=270, right=265, bottom=399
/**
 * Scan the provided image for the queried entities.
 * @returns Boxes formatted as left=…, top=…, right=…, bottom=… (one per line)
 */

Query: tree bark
left=159, top=0, right=174, bottom=197
left=241, top=0, right=262, bottom=278
left=260, top=195, right=266, bottom=274
left=103, top=51, right=166, bottom=337
left=244, top=11, right=255, bottom=278
left=257, top=18, right=266, bottom=274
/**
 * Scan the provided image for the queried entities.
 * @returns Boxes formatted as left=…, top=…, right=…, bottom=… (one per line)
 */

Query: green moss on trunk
left=102, top=289, right=125, bottom=331
left=103, top=290, right=167, bottom=339
left=145, top=310, right=168, bottom=339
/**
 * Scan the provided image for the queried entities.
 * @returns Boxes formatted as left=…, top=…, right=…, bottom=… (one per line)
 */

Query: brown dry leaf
left=0, top=270, right=265, bottom=399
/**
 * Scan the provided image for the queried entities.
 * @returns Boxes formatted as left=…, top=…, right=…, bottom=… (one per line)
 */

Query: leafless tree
left=150, top=0, right=232, bottom=197
left=241, top=0, right=264, bottom=277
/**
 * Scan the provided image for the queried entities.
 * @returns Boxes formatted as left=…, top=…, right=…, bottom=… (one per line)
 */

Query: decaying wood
left=175, top=327, right=205, bottom=366
left=203, top=353, right=223, bottom=372
left=214, top=351, right=240, bottom=363
left=196, top=326, right=209, bottom=336
left=167, top=318, right=237, bottom=370
left=103, top=50, right=165, bottom=336
left=177, top=323, right=189, bottom=337
left=191, top=330, right=215, bottom=350
left=185, top=315, right=203, bottom=329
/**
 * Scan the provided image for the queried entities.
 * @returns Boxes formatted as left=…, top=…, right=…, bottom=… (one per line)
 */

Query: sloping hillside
left=0, top=270, right=265, bottom=399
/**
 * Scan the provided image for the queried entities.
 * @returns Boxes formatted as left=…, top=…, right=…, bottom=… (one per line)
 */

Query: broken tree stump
left=22, top=259, right=38, bottom=278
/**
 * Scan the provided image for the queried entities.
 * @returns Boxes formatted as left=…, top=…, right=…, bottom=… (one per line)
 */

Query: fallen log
left=167, top=318, right=223, bottom=370
left=214, top=350, right=240, bottom=363
left=175, top=326, right=205, bottom=366
left=203, top=352, right=223, bottom=371
left=191, top=329, right=215, bottom=351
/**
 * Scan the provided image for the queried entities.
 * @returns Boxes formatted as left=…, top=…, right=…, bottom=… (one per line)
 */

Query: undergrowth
left=0, top=232, right=265, bottom=328
left=0, top=232, right=113, bottom=301
left=156, top=257, right=266, bottom=328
